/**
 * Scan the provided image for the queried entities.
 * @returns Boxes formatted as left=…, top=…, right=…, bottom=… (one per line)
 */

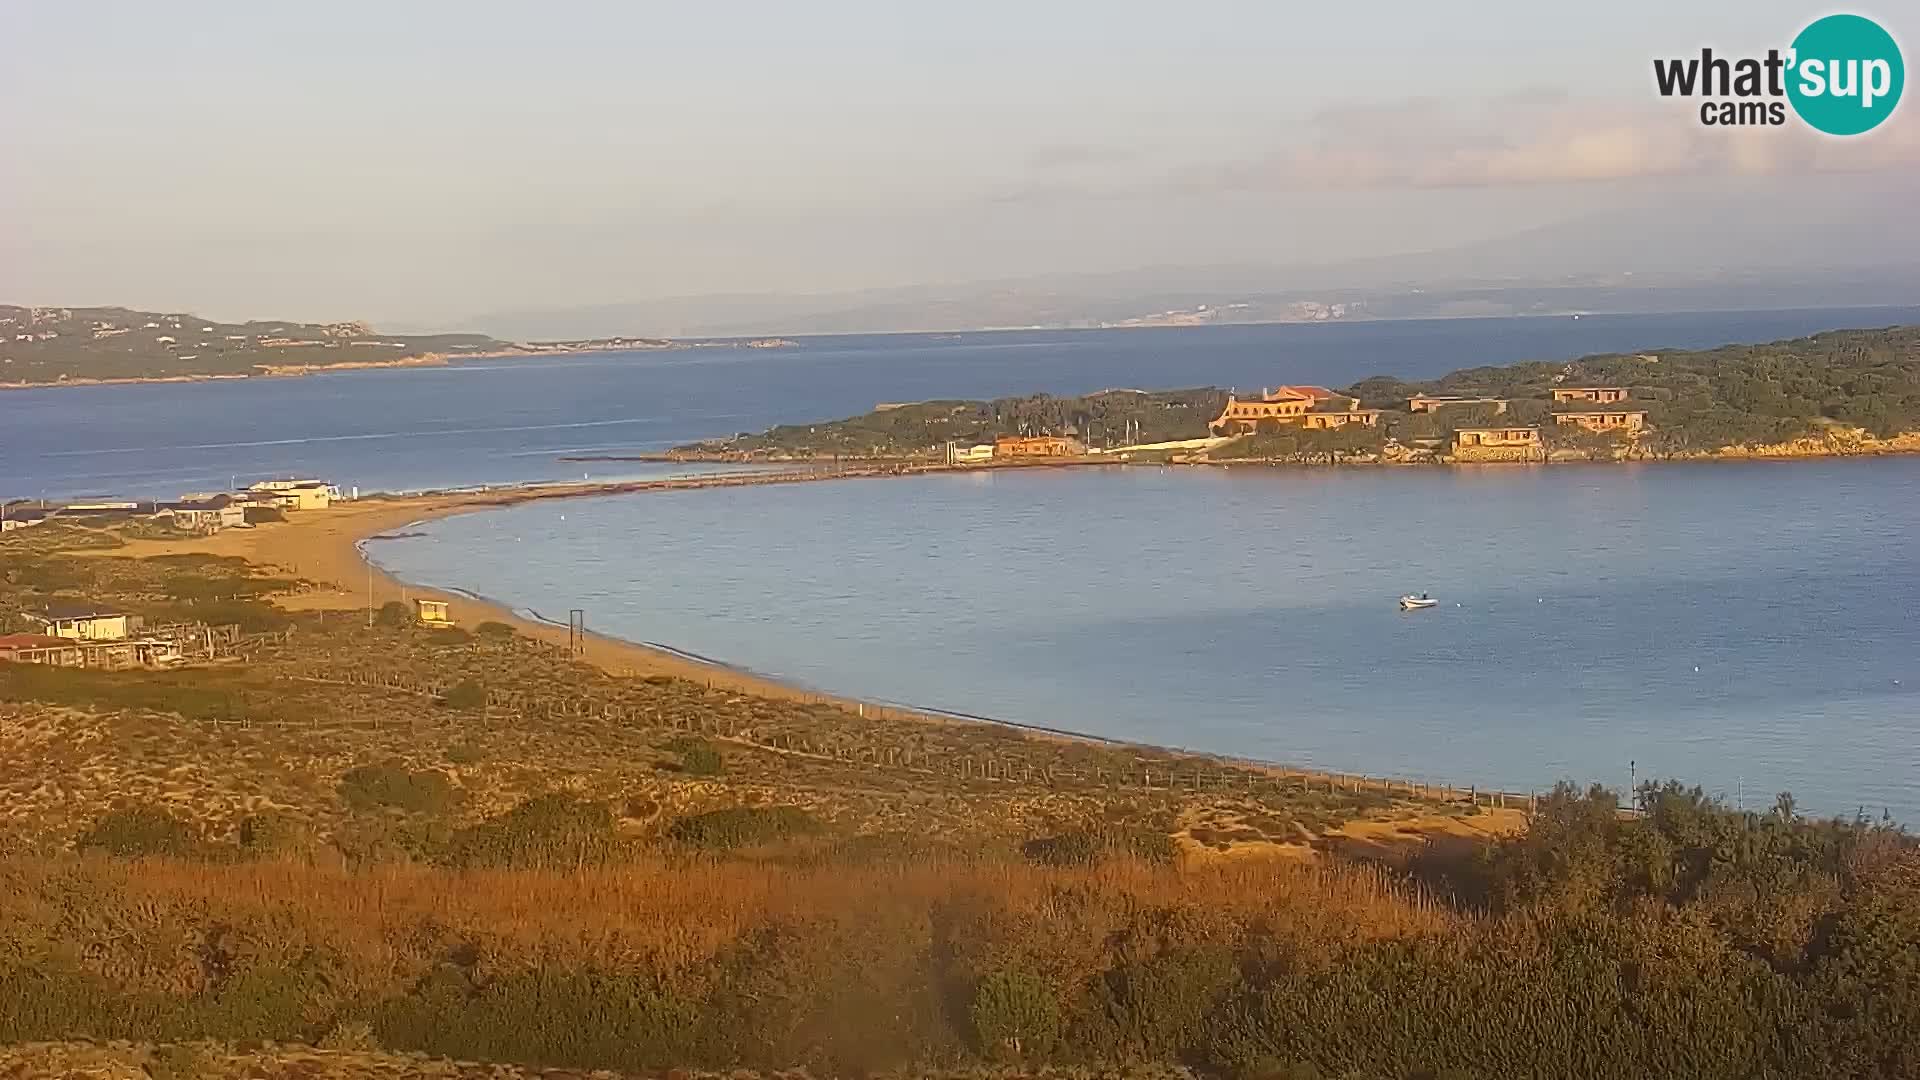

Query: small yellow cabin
left=415, top=599, right=453, bottom=626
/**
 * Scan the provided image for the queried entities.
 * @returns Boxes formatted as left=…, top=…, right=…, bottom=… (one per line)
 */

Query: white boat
left=1399, top=594, right=1437, bottom=611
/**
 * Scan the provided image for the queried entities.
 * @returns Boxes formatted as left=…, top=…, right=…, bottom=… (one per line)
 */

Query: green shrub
left=446, top=742, right=485, bottom=765
left=376, top=600, right=411, bottom=627
left=339, top=759, right=455, bottom=814
left=446, top=794, right=616, bottom=868
left=666, top=806, right=822, bottom=850
left=475, top=621, right=516, bottom=639
left=0, top=663, right=250, bottom=721
left=970, top=970, right=1060, bottom=1060
left=143, top=598, right=290, bottom=633
left=237, top=813, right=310, bottom=856
left=664, top=736, right=725, bottom=776
left=1022, top=827, right=1175, bottom=867
left=428, top=626, right=471, bottom=646
left=1021, top=830, right=1100, bottom=867
left=76, top=805, right=203, bottom=858
left=440, top=679, right=486, bottom=711
left=372, top=966, right=698, bottom=1071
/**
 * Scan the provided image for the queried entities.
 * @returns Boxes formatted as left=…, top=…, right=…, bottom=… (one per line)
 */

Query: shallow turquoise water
left=370, top=458, right=1920, bottom=821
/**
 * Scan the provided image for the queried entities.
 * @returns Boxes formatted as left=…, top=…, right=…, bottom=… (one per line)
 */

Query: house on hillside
left=1551, top=386, right=1630, bottom=404
left=1301, top=409, right=1383, bottom=430
left=1408, top=394, right=1509, bottom=414
left=1552, top=410, right=1647, bottom=434
left=23, top=601, right=142, bottom=641
left=1451, top=426, right=1545, bottom=463
left=1453, top=427, right=1541, bottom=449
left=1209, top=386, right=1359, bottom=434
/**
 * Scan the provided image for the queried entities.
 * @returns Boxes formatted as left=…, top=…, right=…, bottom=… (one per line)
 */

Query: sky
left=2, top=1, right=1914, bottom=327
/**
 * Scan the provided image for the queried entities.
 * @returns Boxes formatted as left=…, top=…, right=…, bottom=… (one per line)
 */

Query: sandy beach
left=99, top=482, right=842, bottom=704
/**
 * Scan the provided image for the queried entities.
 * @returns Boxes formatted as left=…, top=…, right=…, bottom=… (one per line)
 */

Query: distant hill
left=461, top=186, right=1920, bottom=338
left=0, top=306, right=508, bottom=387
left=464, top=263, right=1920, bottom=340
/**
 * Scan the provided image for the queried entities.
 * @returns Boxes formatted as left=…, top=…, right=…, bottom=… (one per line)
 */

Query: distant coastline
left=0, top=338, right=800, bottom=392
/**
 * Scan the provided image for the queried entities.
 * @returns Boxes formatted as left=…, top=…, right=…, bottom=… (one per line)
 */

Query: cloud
left=1191, top=98, right=1920, bottom=191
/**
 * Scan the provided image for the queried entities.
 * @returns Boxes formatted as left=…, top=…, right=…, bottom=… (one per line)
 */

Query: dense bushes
left=663, top=735, right=725, bottom=776
left=971, top=970, right=1062, bottom=1060
left=1022, top=826, right=1176, bottom=867
left=445, top=794, right=615, bottom=868
left=439, top=679, right=486, bottom=710
left=338, top=759, right=455, bottom=814
left=74, top=805, right=203, bottom=858
left=0, top=663, right=255, bottom=722
left=14, top=786, right=1919, bottom=1078
left=666, top=806, right=822, bottom=850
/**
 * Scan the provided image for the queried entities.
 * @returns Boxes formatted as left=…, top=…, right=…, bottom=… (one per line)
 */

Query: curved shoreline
left=101, top=455, right=1915, bottom=810
left=97, top=473, right=1552, bottom=802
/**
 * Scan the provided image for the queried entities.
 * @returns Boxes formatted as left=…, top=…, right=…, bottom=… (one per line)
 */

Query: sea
left=6, top=307, right=1918, bottom=819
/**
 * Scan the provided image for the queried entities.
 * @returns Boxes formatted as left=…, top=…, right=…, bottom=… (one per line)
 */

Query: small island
left=674, top=325, right=1920, bottom=465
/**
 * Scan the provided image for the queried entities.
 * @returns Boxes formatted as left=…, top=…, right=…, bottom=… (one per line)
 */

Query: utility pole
left=366, top=564, right=374, bottom=628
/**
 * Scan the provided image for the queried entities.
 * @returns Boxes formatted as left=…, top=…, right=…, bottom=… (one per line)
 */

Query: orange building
left=993, top=435, right=1083, bottom=458
left=1301, top=409, right=1383, bottom=430
left=1553, top=410, right=1646, bottom=433
left=1551, top=386, right=1630, bottom=404
left=1211, top=385, right=1359, bottom=433
left=1408, top=394, right=1509, bottom=414
left=1453, top=427, right=1541, bottom=448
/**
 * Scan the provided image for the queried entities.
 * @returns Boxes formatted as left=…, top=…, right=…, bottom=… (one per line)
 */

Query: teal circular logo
left=1787, top=14, right=1904, bottom=135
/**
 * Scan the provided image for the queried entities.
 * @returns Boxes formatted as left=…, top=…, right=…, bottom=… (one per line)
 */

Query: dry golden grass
left=2, top=528, right=1465, bottom=864
left=2, top=849, right=1452, bottom=999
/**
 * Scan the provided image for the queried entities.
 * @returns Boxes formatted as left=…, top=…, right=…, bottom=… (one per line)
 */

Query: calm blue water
left=372, top=461, right=1920, bottom=821
left=6, top=307, right=1918, bottom=501
left=11, top=306, right=1919, bottom=817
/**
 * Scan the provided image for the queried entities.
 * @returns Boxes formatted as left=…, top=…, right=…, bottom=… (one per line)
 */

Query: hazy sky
left=3, top=1, right=1913, bottom=325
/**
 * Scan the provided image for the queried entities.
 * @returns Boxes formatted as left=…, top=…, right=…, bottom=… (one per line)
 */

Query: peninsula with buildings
left=675, top=324, right=1920, bottom=465
left=0, top=305, right=794, bottom=388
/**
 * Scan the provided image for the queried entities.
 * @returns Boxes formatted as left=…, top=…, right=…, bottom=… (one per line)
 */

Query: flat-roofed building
left=1551, top=386, right=1630, bottom=404
left=1553, top=410, right=1647, bottom=433
left=992, top=435, right=1084, bottom=458
left=1408, top=394, right=1509, bottom=414
left=23, top=601, right=141, bottom=641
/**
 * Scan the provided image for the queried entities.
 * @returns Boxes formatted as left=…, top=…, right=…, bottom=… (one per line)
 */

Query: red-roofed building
left=1210, top=385, right=1363, bottom=434
left=0, top=634, right=82, bottom=666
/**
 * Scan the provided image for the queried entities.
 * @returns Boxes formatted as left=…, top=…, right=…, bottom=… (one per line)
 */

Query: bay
left=371, top=458, right=1920, bottom=822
